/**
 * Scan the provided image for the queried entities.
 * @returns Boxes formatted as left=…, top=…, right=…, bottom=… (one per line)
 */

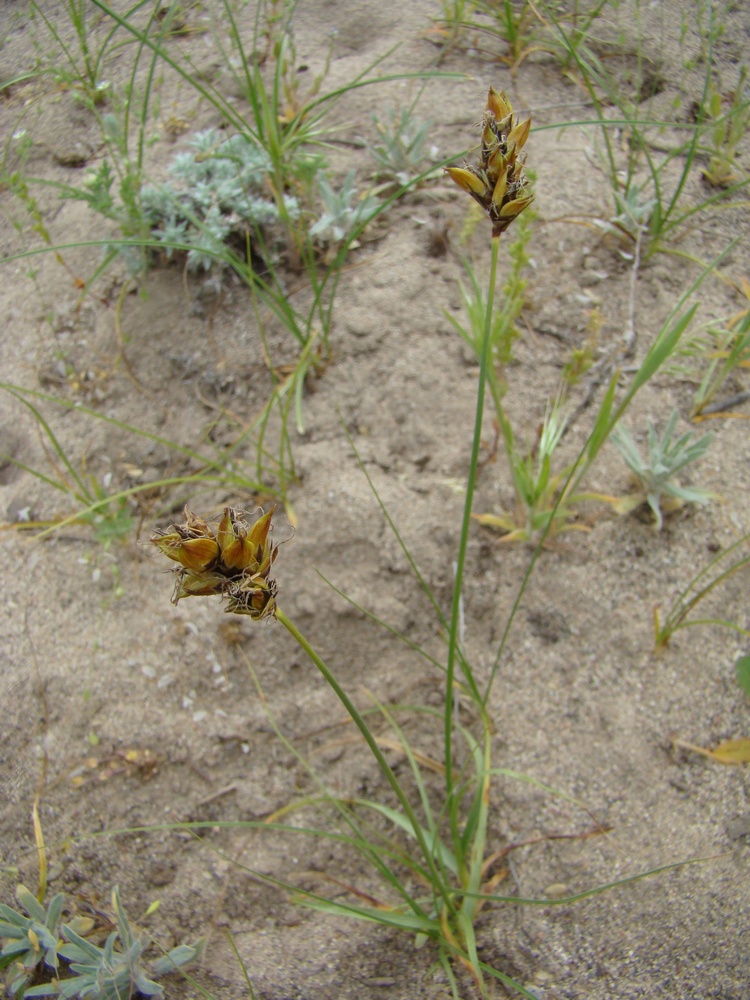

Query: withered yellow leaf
left=673, top=736, right=750, bottom=764
left=710, top=738, right=750, bottom=765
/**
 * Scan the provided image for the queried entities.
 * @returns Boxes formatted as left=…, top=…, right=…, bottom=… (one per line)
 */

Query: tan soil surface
left=1, top=2, right=749, bottom=998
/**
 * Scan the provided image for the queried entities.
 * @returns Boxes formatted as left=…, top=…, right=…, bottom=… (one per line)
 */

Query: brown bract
left=445, top=87, right=533, bottom=238
left=151, top=505, right=279, bottom=619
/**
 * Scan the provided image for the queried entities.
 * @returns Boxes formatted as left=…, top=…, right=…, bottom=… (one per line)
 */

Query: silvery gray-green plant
left=0, top=887, right=97, bottom=998
left=595, top=184, right=658, bottom=245
left=0, top=885, right=68, bottom=996
left=611, top=410, right=716, bottom=530
left=22, top=887, right=202, bottom=999
left=142, top=128, right=301, bottom=272
left=308, top=170, right=380, bottom=247
left=370, top=105, right=435, bottom=187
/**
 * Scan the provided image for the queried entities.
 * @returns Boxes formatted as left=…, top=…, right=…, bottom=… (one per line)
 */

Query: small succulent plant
left=612, top=410, right=716, bottom=529
left=0, top=886, right=67, bottom=996
left=308, top=170, right=380, bottom=247
left=0, top=886, right=202, bottom=999
left=591, top=182, right=658, bottom=246
left=370, top=105, right=435, bottom=187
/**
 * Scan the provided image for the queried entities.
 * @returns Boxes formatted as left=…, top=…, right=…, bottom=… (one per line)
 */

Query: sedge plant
left=147, top=88, right=628, bottom=996
left=148, top=88, right=719, bottom=996
left=149, top=87, right=540, bottom=995
left=445, top=91, right=721, bottom=545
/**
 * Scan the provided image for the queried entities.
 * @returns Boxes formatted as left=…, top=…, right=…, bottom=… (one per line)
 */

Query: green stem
left=445, top=235, right=500, bottom=874
left=274, top=607, right=456, bottom=917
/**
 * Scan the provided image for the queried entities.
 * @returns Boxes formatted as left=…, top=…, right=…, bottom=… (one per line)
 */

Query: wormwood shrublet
left=151, top=506, right=278, bottom=619
left=445, top=87, right=533, bottom=237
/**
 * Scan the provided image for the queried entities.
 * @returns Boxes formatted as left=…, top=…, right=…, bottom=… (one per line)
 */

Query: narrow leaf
left=735, top=656, right=750, bottom=698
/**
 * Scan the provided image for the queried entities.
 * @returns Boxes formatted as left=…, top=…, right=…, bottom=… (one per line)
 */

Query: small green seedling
left=595, top=183, right=658, bottom=246
left=473, top=394, right=597, bottom=544
left=701, top=67, right=750, bottom=188
left=612, top=410, right=715, bottom=530
left=690, top=309, right=750, bottom=418
left=653, top=533, right=750, bottom=648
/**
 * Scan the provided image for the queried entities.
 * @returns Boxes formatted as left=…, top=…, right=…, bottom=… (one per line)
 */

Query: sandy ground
left=1, top=1, right=749, bottom=998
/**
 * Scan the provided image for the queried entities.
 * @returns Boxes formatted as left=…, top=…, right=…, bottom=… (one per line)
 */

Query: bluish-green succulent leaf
left=2, top=937, right=31, bottom=957
left=20, top=984, right=61, bottom=998
left=15, top=886, right=47, bottom=924
left=60, top=924, right=104, bottom=962
left=151, top=937, right=205, bottom=977
left=45, top=895, right=64, bottom=933
left=133, top=972, right=164, bottom=996
left=0, top=922, right=27, bottom=939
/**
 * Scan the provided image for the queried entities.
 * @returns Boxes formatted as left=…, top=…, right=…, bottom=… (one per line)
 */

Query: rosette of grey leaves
left=309, top=170, right=380, bottom=247
left=612, top=409, right=716, bottom=530
left=142, top=129, right=299, bottom=270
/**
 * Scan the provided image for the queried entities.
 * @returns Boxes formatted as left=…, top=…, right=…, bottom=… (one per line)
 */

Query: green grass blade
left=350, top=799, right=458, bottom=877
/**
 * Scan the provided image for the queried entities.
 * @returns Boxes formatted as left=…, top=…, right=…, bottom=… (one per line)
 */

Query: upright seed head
left=151, top=505, right=279, bottom=620
left=445, top=87, right=534, bottom=238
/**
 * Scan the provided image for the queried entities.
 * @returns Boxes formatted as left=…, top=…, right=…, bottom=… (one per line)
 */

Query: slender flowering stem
left=274, top=607, right=457, bottom=918
left=445, top=235, right=500, bottom=872
left=442, top=90, right=533, bottom=878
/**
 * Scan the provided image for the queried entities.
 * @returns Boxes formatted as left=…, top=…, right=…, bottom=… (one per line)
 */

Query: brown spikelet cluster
left=151, top=506, right=278, bottom=619
left=445, top=87, right=533, bottom=238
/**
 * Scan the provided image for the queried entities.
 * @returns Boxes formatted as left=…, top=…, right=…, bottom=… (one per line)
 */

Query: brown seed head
left=445, top=87, right=534, bottom=238
left=150, top=526, right=220, bottom=573
left=151, top=505, right=279, bottom=620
